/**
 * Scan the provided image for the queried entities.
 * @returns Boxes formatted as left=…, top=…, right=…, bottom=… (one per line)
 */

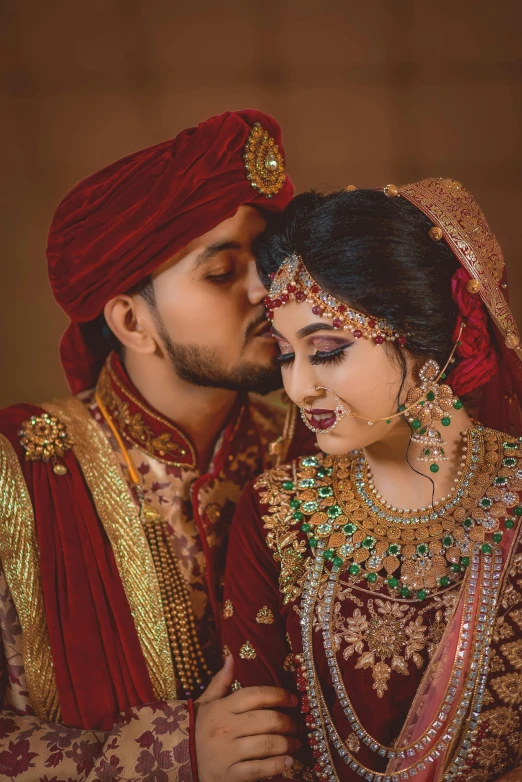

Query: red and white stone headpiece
left=265, top=253, right=406, bottom=346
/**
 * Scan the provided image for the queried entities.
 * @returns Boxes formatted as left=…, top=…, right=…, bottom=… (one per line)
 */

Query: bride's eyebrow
left=272, top=323, right=338, bottom=341
left=296, top=323, right=336, bottom=338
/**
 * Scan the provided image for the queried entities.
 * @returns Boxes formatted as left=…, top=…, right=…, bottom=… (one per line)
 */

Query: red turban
left=47, top=109, right=294, bottom=394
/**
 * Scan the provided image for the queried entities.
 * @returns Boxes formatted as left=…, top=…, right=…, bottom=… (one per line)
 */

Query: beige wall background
left=1, top=0, right=521, bottom=407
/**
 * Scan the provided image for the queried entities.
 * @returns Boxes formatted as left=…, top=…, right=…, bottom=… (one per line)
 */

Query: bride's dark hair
left=254, top=188, right=460, bottom=368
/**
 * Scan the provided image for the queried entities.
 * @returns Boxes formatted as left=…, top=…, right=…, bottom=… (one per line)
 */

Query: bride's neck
left=361, top=407, right=474, bottom=510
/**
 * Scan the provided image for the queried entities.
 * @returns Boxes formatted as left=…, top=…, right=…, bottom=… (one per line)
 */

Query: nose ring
left=316, top=386, right=348, bottom=422
left=299, top=387, right=348, bottom=434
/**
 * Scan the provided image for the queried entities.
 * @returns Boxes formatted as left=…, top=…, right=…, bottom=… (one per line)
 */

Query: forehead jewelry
left=265, top=253, right=406, bottom=346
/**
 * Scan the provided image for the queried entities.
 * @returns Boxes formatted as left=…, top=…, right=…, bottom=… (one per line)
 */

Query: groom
left=0, top=110, right=307, bottom=781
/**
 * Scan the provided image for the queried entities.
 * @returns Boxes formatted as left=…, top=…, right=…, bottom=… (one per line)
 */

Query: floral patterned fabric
left=0, top=563, right=193, bottom=780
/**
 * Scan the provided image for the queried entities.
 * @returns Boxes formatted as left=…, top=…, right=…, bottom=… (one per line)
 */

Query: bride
left=221, top=179, right=522, bottom=781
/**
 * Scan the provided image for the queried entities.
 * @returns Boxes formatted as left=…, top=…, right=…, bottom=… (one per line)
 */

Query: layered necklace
left=287, top=426, right=521, bottom=780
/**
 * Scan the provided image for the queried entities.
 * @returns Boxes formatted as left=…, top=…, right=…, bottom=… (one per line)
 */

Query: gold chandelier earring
left=403, top=359, right=463, bottom=472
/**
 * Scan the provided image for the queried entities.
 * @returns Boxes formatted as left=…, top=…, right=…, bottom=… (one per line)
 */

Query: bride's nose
left=301, top=387, right=329, bottom=411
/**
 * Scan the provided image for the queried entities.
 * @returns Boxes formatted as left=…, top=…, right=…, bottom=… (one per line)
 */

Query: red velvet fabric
left=47, top=109, right=294, bottom=394
left=448, top=267, right=498, bottom=395
left=0, top=405, right=156, bottom=730
left=446, top=267, right=522, bottom=436
left=188, top=698, right=200, bottom=782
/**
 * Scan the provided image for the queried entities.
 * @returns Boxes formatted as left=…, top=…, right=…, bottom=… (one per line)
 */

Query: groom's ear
left=103, top=293, right=159, bottom=357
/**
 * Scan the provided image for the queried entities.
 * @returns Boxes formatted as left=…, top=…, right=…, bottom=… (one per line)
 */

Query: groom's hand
left=195, top=655, right=301, bottom=782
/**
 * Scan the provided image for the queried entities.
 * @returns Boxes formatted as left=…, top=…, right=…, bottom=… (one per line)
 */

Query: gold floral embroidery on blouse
left=320, top=592, right=456, bottom=698
left=239, top=641, right=257, bottom=660
left=500, top=640, right=522, bottom=670
left=256, top=606, right=274, bottom=624
left=223, top=599, right=234, bottom=618
left=491, top=672, right=522, bottom=705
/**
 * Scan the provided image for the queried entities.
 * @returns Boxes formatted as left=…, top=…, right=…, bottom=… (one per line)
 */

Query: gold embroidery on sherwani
left=0, top=434, right=60, bottom=721
left=43, top=398, right=176, bottom=701
left=97, top=359, right=197, bottom=468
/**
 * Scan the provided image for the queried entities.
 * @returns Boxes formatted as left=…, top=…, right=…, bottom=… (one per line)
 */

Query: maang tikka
left=404, top=359, right=463, bottom=471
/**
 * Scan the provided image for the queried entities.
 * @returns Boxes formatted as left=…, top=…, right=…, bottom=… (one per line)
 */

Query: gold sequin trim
left=44, top=398, right=176, bottom=701
left=256, top=605, right=274, bottom=624
left=0, top=434, right=60, bottom=721
left=231, top=679, right=243, bottom=691
left=239, top=640, right=257, bottom=660
left=399, top=178, right=522, bottom=369
left=223, top=599, right=234, bottom=618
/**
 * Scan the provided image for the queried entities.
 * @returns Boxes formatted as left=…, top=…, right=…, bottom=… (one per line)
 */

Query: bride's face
left=272, top=299, right=419, bottom=455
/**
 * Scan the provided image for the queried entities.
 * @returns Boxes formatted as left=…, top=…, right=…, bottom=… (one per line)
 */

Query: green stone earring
left=403, top=359, right=462, bottom=470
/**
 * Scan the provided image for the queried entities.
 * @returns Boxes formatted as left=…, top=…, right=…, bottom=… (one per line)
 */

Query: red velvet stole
left=0, top=404, right=156, bottom=730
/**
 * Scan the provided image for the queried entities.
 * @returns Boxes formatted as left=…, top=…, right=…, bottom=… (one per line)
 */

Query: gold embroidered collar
left=95, top=352, right=197, bottom=469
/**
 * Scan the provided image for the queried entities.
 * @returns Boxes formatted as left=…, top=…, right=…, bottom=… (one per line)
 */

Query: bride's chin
left=315, top=430, right=360, bottom=456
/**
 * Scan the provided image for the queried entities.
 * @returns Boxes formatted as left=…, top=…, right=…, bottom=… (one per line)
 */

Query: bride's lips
left=305, top=408, right=337, bottom=430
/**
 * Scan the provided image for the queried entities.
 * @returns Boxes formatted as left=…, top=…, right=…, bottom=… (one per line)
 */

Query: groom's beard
left=156, top=316, right=283, bottom=395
